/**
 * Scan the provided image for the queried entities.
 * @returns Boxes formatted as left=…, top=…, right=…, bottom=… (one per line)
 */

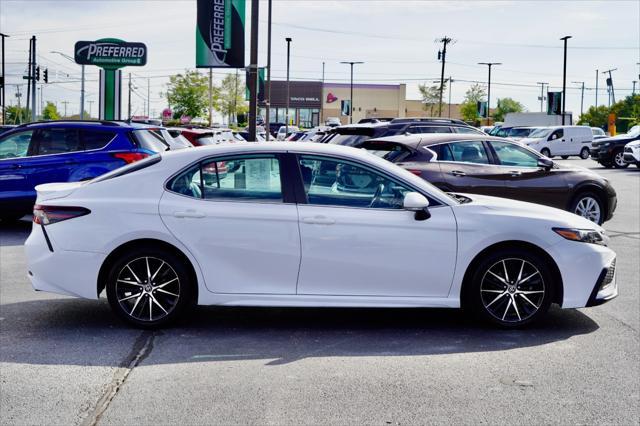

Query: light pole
left=51, top=50, right=85, bottom=119
left=478, top=62, right=501, bottom=123
left=560, top=36, right=572, bottom=125
left=0, top=33, right=9, bottom=125
left=340, top=61, right=364, bottom=124
left=537, top=82, right=548, bottom=112
left=265, top=0, right=272, bottom=140
left=285, top=37, right=292, bottom=137
left=572, top=81, right=585, bottom=116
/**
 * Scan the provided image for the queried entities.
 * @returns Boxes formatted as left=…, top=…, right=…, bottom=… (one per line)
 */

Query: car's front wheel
left=466, top=249, right=554, bottom=327
left=612, top=149, right=629, bottom=169
left=106, top=247, right=195, bottom=328
left=570, top=192, right=604, bottom=224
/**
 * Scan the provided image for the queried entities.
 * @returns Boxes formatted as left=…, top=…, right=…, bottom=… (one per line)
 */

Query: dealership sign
left=74, top=40, right=147, bottom=68
left=196, top=0, right=245, bottom=68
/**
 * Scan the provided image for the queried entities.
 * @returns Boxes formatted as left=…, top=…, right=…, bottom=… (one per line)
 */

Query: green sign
left=74, top=39, right=147, bottom=69
left=547, top=92, right=562, bottom=115
left=245, top=68, right=265, bottom=102
left=196, top=0, right=245, bottom=68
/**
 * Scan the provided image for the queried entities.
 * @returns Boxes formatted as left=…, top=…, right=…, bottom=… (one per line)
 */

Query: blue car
left=0, top=120, right=169, bottom=222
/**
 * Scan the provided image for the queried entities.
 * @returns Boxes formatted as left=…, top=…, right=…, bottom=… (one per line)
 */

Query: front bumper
left=623, top=147, right=640, bottom=164
left=586, top=258, right=618, bottom=306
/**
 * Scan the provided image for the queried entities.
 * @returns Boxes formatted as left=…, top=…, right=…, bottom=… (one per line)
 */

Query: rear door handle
left=302, top=215, right=335, bottom=225
left=173, top=210, right=206, bottom=219
left=450, top=170, right=466, bottom=177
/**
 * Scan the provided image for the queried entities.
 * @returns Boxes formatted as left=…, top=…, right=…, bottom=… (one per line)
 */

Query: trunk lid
left=35, top=182, right=84, bottom=202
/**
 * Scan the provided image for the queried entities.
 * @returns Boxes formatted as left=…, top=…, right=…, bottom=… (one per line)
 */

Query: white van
left=520, top=126, right=593, bottom=159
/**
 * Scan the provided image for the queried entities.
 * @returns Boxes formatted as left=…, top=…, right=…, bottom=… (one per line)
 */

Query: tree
left=418, top=82, right=446, bottom=116
left=5, top=106, right=31, bottom=124
left=577, top=105, right=610, bottom=128
left=42, top=102, right=60, bottom=120
left=459, top=84, right=487, bottom=122
left=577, top=94, right=639, bottom=132
left=162, top=70, right=214, bottom=120
left=492, top=97, right=525, bottom=122
left=216, top=73, right=248, bottom=125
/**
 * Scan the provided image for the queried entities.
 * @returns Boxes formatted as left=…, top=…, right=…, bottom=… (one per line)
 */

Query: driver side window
left=549, top=129, right=564, bottom=140
left=0, top=130, right=34, bottom=159
left=298, top=155, right=411, bottom=209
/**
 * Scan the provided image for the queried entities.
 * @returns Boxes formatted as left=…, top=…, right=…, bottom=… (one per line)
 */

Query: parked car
left=151, top=127, right=193, bottom=150
left=277, top=125, right=300, bottom=141
left=285, top=131, right=307, bottom=141
left=623, top=139, right=640, bottom=167
left=26, top=142, right=616, bottom=328
left=237, top=131, right=266, bottom=142
left=357, top=117, right=394, bottom=124
left=164, top=128, right=195, bottom=149
left=591, top=127, right=608, bottom=140
left=591, top=125, right=640, bottom=168
left=0, top=120, right=169, bottom=222
left=358, top=133, right=616, bottom=225
left=324, top=117, right=341, bottom=127
left=0, top=125, right=17, bottom=135
left=521, top=126, right=593, bottom=159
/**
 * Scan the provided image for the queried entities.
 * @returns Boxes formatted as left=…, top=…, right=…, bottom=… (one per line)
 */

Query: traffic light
left=43, top=68, right=48, bottom=84
left=35, top=66, right=40, bottom=81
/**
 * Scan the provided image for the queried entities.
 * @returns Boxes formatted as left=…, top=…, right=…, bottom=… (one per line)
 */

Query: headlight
left=602, top=142, right=610, bottom=147
left=553, top=228, right=606, bottom=245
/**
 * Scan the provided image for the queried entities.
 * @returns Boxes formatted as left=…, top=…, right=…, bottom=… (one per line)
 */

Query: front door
left=159, top=154, right=300, bottom=294
left=0, top=129, right=36, bottom=214
left=436, top=140, right=507, bottom=197
left=487, top=140, right=569, bottom=209
left=295, top=154, right=457, bottom=297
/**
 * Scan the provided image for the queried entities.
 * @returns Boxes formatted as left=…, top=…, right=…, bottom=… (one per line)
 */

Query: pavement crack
left=80, top=330, right=157, bottom=426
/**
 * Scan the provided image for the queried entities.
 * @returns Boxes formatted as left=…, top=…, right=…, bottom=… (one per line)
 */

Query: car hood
left=592, top=134, right=639, bottom=146
left=626, top=140, right=640, bottom=148
left=453, top=193, right=603, bottom=231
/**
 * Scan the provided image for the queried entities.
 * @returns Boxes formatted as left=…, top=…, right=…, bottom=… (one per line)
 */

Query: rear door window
left=34, top=128, right=82, bottom=155
left=82, top=130, right=116, bottom=150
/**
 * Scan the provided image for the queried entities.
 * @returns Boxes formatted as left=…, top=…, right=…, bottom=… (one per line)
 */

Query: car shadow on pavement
left=0, top=298, right=599, bottom=367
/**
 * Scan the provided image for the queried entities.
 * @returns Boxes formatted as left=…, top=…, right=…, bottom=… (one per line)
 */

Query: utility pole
left=285, top=37, right=292, bottom=134
left=602, top=68, right=617, bottom=106
left=572, top=81, right=585, bottom=116
left=25, top=38, right=32, bottom=122
left=87, top=100, right=94, bottom=118
left=147, top=77, right=150, bottom=118
left=595, top=69, right=598, bottom=108
left=265, top=0, right=272, bottom=140
left=14, top=84, right=22, bottom=124
left=61, top=101, right=69, bottom=117
left=633, top=81, right=637, bottom=95
left=340, top=61, right=364, bottom=124
left=0, top=33, right=9, bottom=125
left=560, top=35, right=572, bottom=125
left=448, top=76, right=453, bottom=118
left=128, top=73, right=132, bottom=119
left=30, top=36, right=37, bottom=122
left=478, top=62, right=501, bottom=123
left=208, top=68, right=213, bottom=126
left=247, top=0, right=260, bottom=141
left=436, top=36, right=453, bottom=117
left=537, top=82, right=548, bottom=112
left=321, top=61, right=325, bottom=125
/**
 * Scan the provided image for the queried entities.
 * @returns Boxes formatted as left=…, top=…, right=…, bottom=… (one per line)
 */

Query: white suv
left=623, top=140, right=640, bottom=167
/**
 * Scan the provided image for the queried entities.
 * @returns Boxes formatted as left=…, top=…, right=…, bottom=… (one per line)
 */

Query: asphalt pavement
left=1, top=158, right=638, bottom=425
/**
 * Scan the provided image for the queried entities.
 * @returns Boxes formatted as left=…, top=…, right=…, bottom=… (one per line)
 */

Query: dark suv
left=319, top=117, right=485, bottom=146
left=590, top=125, right=640, bottom=168
left=0, top=120, right=169, bottom=222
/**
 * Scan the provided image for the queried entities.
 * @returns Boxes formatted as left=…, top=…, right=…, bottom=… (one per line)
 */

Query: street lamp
left=478, top=62, right=501, bottom=123
left=560, top=36, right=572, bottom=125
left=340, top=61, right=364, bottom=124
left=51, top=50, right=85, bottom=120
left=285, top=37, right=292, bottom=137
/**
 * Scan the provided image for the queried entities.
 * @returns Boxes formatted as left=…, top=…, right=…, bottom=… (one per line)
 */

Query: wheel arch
left=97, top=238, right=199, bottom=302
left=460, top=240, right=563, bottom=308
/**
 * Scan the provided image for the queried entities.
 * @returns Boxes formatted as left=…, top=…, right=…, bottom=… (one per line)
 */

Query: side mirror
left=537, top=157, right=553, bottom=170
left=403, top=192, right=431, bottom=221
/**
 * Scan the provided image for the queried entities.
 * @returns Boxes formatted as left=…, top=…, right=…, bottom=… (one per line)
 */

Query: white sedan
left=25, top=143, right=617, bottom=328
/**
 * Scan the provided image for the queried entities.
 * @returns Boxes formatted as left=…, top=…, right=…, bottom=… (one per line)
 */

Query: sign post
left=74, top=38, right=147, bottom=120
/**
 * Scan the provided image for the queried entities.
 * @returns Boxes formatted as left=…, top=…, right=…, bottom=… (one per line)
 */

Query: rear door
left=487, top=140, right=569, bottom=209
left=435, top=140, right=507, bottom=196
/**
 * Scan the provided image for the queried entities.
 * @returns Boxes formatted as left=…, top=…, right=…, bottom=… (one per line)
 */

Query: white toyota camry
left=25, top=142, right=617, bottom=328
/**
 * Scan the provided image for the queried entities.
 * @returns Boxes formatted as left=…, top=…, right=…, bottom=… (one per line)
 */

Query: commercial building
left=261, top=80, right=469, bottom=127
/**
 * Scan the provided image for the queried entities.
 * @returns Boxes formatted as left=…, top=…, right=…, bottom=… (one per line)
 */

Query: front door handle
left=173, top=210, right=206, bottom=219
left=302, top=215, right=335, bottom=225
left=450, top=170, right=466, bottom=177
left=509, top=170, right=522, bottom=176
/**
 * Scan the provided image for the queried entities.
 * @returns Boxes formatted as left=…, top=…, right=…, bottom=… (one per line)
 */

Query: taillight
left=113, top=152, right=149, bottom=164
left=33, top=205, right=90, bottom=225
left=406, top=169, right=422, bottom=176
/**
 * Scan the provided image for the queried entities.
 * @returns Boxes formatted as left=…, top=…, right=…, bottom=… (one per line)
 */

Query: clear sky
left=2, top=0, right=639, bottom=121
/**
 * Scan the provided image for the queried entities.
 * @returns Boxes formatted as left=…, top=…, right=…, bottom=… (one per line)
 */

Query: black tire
left=540, top=148, right=551, bottom=158
left=465, top=248, right=554, bottom=328
left=579, top=147, right=590, bottom=159
left=601, top=162, right=613, bottom=169
left=106, top=246, right=195, bottom=328
left=612, top=149, right=629, bottom=169
left=570, top=191, right=605, bottom=225
left=561, top=155, right=569, bottom=159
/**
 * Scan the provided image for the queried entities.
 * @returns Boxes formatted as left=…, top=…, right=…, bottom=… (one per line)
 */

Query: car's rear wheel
left=106, top=247, right=195, bottom=328
left=570, top=192, right=604, bottom=224
left=580, top=147, right=590, bottom=159
left=612, top=150, right=629, bottom=168
left=467, top=249, right=553, bottom=327
left=540, top=148, right=551, bottom=158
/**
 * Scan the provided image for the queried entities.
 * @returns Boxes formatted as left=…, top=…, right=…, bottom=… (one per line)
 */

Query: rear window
left=89, top=155, right=162, bottom=183
left=132, top=130, right=169, bottom=152
left=359, top=141, right=413, bottom=162
left=82, top=130, right=116, bottom=150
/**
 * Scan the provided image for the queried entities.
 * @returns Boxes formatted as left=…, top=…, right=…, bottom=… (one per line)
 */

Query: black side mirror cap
left=414, top=208, right=431, bottom=221
left=537, top=158, right=553, bottom=170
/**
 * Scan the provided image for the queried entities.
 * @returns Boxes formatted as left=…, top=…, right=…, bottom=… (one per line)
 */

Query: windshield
left=623, top=125, right=640, bottom=138
left=528, top=128, right=553, bottom=138
left=508, top=128, right=535, bottom=137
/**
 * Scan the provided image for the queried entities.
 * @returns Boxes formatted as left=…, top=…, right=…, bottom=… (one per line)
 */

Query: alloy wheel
left=480, top=258, right=545, bottom=323
left=115, top=256, right=181, bottom=322
left=614, top=152, right=626, bottom=168
left=574, top=196, right=601, bottom=223
left=580, top=148, right=590, bottom=159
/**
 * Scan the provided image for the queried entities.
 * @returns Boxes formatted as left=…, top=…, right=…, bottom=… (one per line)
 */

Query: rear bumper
left=24, top=224, right=104, bottom=299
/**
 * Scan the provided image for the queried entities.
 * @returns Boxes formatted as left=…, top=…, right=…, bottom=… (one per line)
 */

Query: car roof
left=367, top=133, right=507, bottom=147
left=389, top=117, right=469, bottom=126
